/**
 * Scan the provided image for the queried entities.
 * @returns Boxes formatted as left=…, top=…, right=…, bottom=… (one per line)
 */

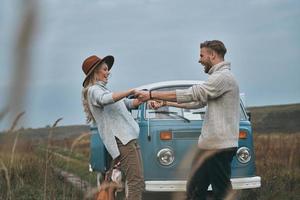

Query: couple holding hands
left=81, top=40, right=240, bottom=200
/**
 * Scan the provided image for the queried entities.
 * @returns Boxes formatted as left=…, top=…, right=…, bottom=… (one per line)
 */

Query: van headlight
left=157, top=148, right=174, bottom=166
left=236, top=147, right=251, bottom=164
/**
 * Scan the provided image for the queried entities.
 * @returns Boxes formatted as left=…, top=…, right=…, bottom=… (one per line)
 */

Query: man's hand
left=148, top=100, right=165, bottom=110
left=133, top=90, right=150, bottom=102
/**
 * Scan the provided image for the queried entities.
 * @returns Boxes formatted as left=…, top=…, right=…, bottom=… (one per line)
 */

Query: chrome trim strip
left=145, top=176, right=261, bottom=191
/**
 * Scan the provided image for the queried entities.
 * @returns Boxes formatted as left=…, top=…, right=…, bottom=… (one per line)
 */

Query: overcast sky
left=0, top=0, right=299, bottom=129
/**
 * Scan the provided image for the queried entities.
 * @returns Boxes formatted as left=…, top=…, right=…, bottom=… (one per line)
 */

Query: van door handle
left=147, top=116, right=151, bottom=141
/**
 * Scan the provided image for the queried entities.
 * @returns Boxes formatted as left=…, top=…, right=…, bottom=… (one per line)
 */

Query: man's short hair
left=200, top=40, right=227, bottom=58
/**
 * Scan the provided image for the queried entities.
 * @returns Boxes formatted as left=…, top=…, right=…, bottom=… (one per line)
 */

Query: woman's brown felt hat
left=82, top=55, right=114, bottom=87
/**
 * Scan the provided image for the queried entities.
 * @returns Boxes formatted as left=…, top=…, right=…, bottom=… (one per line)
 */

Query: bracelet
left=149, top=90, right=152, bottom=99
left=162, top=100, right=167, bottom=106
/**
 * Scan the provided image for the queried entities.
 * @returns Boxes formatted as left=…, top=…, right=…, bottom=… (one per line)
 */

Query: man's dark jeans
left=186, top=148, right=237, bottom=200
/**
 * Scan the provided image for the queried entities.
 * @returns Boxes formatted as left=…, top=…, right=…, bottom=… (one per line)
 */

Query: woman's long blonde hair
left=81, top=65, right=102, bottom=123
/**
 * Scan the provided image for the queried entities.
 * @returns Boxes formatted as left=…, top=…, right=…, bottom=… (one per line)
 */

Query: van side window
left=131, top=109, right=140, bottom=120
left=240, top=104, right=247, bottom=121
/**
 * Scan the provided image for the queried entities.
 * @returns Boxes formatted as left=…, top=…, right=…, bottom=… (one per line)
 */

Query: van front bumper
left=145, top=176, right=261, bottom=192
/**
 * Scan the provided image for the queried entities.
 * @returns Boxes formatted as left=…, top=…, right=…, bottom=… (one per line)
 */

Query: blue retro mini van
left=89, top=80, right=261, bottom=193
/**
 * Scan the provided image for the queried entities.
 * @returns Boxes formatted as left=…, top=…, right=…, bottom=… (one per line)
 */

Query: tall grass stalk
left=0, top=159, right=11, bottom=200
left=43, top=118, right=62, bottom=200
left=69, top=132, right=92, bottom=193
left=71, top=132, right=90, bottom=153
left=9, top=112, right=25, bottom=171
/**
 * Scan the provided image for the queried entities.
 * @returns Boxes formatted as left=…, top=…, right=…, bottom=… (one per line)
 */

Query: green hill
left=0, top=125, right=89, bottom=144
left=248, top=103, right=300, bottom=134
left=1, top=103, right=299, bottom=140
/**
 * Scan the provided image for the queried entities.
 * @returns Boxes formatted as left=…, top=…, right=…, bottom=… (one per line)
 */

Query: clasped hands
left=131, top=89, right=165, bottom=110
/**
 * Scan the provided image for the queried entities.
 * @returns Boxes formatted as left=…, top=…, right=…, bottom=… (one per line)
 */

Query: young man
left=134, top=40, right=239, bottom=200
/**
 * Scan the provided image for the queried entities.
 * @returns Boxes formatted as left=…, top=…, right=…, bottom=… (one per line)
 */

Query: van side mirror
left=246, top=111, right=251, bottom=121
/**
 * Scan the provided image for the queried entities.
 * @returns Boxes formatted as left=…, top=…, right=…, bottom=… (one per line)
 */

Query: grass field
left=240, top=133, right=300, bottom=200
left=0, top=130, right=299, bottom=199
left=0, top=133, right=86, bottom=199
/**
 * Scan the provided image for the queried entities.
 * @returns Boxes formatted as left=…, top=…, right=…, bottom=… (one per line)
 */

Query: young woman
left=81, top=55, right=144, bottom=200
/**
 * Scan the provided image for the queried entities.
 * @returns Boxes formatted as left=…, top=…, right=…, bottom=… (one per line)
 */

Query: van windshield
left=145, top=101, right=205, bottom=121
left=144, top=86, right=202, bottom=121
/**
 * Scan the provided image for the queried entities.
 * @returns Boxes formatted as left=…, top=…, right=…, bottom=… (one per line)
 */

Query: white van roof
left=136, top=80, right=204, bottom=90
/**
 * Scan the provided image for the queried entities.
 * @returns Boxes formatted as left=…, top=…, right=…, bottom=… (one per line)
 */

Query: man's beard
left=202, top=60, right=213, bottom=73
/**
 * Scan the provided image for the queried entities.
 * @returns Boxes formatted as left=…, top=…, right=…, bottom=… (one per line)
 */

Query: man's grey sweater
left=176, top=61, right=240, bottom=150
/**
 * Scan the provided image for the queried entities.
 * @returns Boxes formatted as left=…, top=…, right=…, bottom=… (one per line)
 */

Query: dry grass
left=240, top=133, right=300, bottom=200
left=0, top=138, right=84, bottom=200
left=0, top=115, right=87, bottom=200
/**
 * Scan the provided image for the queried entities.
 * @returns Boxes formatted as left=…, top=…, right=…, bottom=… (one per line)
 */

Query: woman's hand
left=133, top=90, right=150, bottom=102
left=128, top=89, right=136, bottom=95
